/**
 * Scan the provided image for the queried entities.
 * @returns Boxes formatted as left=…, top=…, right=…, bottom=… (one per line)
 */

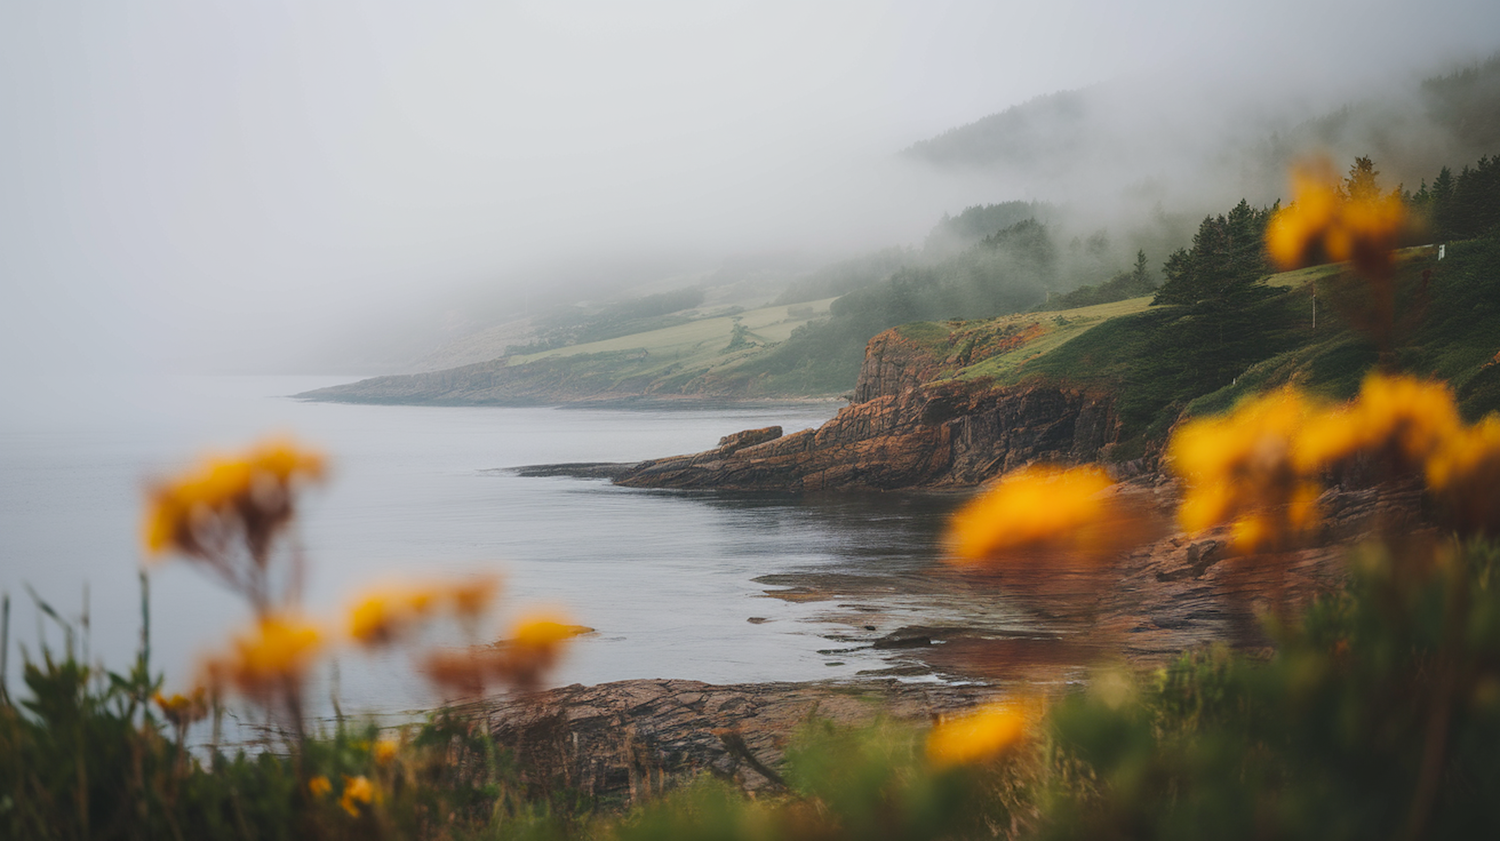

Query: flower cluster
left=143, top=437, right=325, bottom=563
left=198, top=613, right=324, bottom=704
left=143, top=437, right=325, bottom=618
left=1265, top=156, right=1409, bottom=276
left=926, top=699, right=1037, bottom=768
left=944, top=464, right=1144, bottom=567
left=1170, top=388, right=1323, bottom=552
left=144, top=437, right=582, bottom=761
left=1172, top=373, right=1500, bottom=550
left=421, top=614, right=585, bottom=695
left=346, top=576, right=501, bottom=647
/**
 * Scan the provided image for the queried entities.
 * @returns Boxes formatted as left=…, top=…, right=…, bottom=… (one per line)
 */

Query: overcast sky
left=3, top=0, right=1498, bottom=376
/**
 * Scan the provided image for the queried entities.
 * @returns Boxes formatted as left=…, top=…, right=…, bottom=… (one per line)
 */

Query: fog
left=2, top=0, right=1498, bottom=377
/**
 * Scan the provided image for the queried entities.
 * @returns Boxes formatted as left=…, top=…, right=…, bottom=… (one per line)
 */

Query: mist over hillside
left=6, top=3, right=1497, bottom=381
left=905, top=54, right=1500, bottom=219
left=334, top=51, right=1500, bottom=378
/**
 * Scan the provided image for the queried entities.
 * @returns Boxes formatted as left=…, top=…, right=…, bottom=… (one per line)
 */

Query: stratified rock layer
left=616, top=380, right=1118, bottom=491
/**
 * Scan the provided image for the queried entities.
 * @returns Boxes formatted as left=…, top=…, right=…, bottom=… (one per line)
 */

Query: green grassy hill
left=878, top=237, right=1500, bottom=457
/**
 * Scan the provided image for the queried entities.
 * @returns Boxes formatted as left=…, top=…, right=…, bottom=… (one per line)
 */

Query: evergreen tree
left=1152, top=200, right=1272, bottom=305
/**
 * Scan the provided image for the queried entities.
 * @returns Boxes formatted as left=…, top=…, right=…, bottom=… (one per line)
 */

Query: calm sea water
left=0, top=374, right=969, bottom=719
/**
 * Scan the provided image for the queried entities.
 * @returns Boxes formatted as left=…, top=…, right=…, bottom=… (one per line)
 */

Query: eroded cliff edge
left=612, top=327, right=1125, bottom=492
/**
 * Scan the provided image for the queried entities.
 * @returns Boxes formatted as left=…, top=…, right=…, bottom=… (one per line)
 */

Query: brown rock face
left=616, top=328, right=1119, bottom=492
left=717, top=426, right=783, bottom=452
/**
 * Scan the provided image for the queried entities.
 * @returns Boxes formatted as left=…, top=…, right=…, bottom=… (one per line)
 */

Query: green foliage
left=1395, top=233, right=1500, bottom=418
left=923, top=201, right=1056, bottom=255
left=611, top=720, right=1008, bottom=841
left=1152, top=200, right=1274, bottom=306
left=0, top=641, right=572, bottom=840
left=1047, top=250, right=1157, bottom=309
left=1026, top=282, right=1305, bottom=441
left=1043, top=537, right=1500, bottom=840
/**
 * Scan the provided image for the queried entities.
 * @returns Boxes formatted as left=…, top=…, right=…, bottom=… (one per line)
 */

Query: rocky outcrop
left=608, top=322, right=1122, bottom=492
left=458, top=678, right=1001, bottom=802
left=851, top=330, right=945, bottom=403
left=616, top=377, right=1118, bottom=492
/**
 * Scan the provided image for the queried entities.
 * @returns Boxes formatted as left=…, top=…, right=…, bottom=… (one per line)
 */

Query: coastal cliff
left=613, top=326, right=1121, bottom=492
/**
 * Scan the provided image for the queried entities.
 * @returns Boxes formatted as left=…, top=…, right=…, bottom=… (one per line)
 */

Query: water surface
left=1, top=374, right=974, bottom=719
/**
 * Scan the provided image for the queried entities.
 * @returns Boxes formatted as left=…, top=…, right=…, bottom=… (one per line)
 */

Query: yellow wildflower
left=1293, top=374, right=1461, bottom=474
left=448, top=574, right=501, bottom=619
left=1425, top=415, right=1500, bottom=535
left=142, top=436, right=325, bottom=560
left=1169, top=389, right=1322, bottom=551
left=346, top=587, right=439, bottom=647
left=346, top=575, right=502, bottom=647
left=340, top=775, right=374, bottom=817
left=944, top=465, right=1121, bottom=564
left=204, top=614, right=324, bottom=700
left=497, top=613, right=585, bottom=690
left=373, top=737, right=399, bottom=766
left=419, top=648, right=492, bottom=697
left=152, top=688, right=209, bottom=728
left=1265, top=155, right=1408, bottom=276
left=308, top=775, right=332, bottom=798
left=926, top=700, right=1035, bottom=768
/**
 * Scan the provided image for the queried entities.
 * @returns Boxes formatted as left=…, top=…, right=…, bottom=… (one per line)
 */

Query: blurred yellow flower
left=204, top=614, right=324, bottom=700
left=308, top=775, right=332, bottom=798
left=142, top=436, right=325, bottom=560
left=152, top=688, right=209, bottom=728
left=945, top=465, right=1119, bottom=563
left=1170, top=388, right=1322, bottom=552
left=421, top=613, right=585, bottom=695
left=347, top=587, right=438, bottom=647
left=926, top=700, right=1035, bottom=768
left=373, top=737, right=399, bottom=766
left=1426, top=415, right=1500, bottom=535
left=340, top=775, right=374, bottom=817
left=498, top=613, right=585, bottom=690
left=346, top=575, right=502, bottom=647
left=420, top=648, right=491, bottom=697
left=1265, top=155, right=1408, bottom=276
left=1292, top=374, right=1460, bottom=474
left=449, top=575, right=501, bottom=619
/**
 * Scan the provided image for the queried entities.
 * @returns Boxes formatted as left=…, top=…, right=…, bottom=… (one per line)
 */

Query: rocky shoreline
left=453, top=678, right=1005, bottom=802
left=460, top=477, right=1419, bottom=803
left=473, top=327, right=1417, bottom=800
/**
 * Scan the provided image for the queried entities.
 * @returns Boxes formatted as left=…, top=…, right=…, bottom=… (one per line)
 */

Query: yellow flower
left=340, top=775, right=374, bottom=817
left=1265, top=155, right=1408, bottom=276
left=347, top=587, right=437, bottom=647
left=142, top=436, right=326, bottom=559
left=421, top=613, right=588, bottom=695
left=1425, top=415, right=1500, bottom=535
left=926, top=700, right=1035, bottom=768
left=1169, top=388, right=1321, bottom=552
left=152, top=687, right=209, bottom=727
left=496, top=613, right=585, bottom=690
left=373, top=738, right=399, bottom=766
left=203, top=614, right=324, bottom=700
left=308, top=775, right=332, bottom=798
left=448, top=575, right=501, bottom=619
left=510, top=615, right=584, bottom=649
left=346, top=575, right=502, bottom=647
left=944, top=465, right=1120, bottom=564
